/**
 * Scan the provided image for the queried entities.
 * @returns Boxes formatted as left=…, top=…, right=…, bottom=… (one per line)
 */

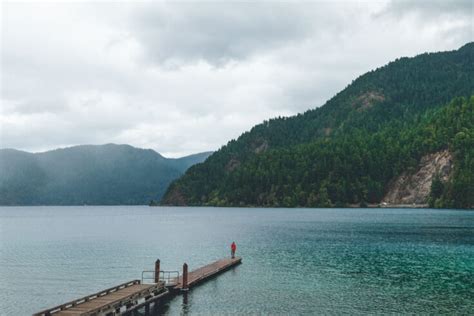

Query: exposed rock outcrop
left=225, top=158, right=241, bottom=172
left=382, top=150, right=453, bottom=205
left=253, top=139, right=269, bottom=154
left=353, top=91, right=385, bottom=111
left=162, top=188, right=187, bottom=206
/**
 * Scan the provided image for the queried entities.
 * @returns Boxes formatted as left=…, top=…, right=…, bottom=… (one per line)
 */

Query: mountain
left=167, top=152, right=215, bottom=171
left=0, top=144, right=212, bottom=205
left=162, top=43, right=474, bottom=209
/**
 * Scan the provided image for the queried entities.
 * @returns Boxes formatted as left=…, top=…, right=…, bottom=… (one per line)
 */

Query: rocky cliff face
left=382, top=150, right=453, bottom=205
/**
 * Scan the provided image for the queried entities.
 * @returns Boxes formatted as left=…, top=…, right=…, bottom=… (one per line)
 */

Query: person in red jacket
left=231, top=241, right=237, bottom=259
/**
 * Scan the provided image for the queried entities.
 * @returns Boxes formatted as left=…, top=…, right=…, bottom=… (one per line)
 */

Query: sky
left=1, top=1, right=472, bottom=157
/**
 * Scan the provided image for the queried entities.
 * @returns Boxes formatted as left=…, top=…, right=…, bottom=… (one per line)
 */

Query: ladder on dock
left=141, top=270, right=180, bottom=287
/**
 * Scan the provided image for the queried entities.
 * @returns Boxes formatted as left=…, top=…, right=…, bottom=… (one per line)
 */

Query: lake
left=0, top=206, right=472, bottom=315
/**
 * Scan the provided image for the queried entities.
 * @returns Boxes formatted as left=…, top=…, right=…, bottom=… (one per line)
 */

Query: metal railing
left=141, top=270, right=180, bottom=286
left=160, top=270, right=180, bottom=286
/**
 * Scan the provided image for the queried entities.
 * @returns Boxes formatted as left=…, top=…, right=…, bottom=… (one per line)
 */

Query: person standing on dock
left=231, top=241, right=237, bottom=259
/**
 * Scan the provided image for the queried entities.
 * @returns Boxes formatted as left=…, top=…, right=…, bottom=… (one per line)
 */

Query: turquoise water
left=0, top=207, right=473, bottom=315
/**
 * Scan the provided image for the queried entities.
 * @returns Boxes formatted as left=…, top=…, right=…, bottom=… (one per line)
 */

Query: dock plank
left=51, top=283, right=160, bottom=316
left=174, top=257, right=242, bottom=290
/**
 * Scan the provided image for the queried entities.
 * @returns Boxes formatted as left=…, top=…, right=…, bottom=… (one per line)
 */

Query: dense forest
left=0, top=144, right=211, bottom=205
left=162, top=43, right=474, bottom=208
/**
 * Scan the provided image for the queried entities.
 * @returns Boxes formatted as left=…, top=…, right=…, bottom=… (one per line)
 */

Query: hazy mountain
left=162, top=43, right=473, bottom=208
left=0, top=144, right=212, bottom=205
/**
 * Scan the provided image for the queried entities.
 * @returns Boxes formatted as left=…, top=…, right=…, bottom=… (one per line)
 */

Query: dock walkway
left=34, top=280, right=168, bottom=316
left=174, top=257, right=242, bottom=290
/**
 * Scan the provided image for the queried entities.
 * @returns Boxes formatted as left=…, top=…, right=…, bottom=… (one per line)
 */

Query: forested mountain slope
left=0, top=144, right=211, bottom=205
left=162, top=43, right=474, bottom=208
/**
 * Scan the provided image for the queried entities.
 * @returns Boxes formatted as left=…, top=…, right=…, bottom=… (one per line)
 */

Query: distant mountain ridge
left=162, top=43, right=474, bottom=208
left=0, top=144, right=212, bottom=205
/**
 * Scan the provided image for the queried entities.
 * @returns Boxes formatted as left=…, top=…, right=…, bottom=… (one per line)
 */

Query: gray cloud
left=129, top=2, right=340, bottom=66
left=1, top=1, right=472, bottom=157
left=383, top=0, right=473, bottom=18
left=378, top=0, right=473, bottom=47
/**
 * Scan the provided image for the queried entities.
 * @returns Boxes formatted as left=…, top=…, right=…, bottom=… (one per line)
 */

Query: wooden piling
left=154, top=259, right=160, bottom=283
left=182, top=263, right=189, bottom=291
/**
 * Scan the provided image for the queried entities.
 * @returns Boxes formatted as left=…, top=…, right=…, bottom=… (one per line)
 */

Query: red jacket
left=231, top=243, right=236, bottom=251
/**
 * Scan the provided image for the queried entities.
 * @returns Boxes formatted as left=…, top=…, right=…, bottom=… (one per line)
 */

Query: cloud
left=1, top=1, right=472, bottom=157
left=129, top=3, right=322, bottom=66
left=378, top=0, right=473, bottom=47
left=382, top=0, right=473, bottom=18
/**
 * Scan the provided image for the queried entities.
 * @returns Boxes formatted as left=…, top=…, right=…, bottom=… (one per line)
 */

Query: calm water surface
left=0, top=207, right=473, bottom=315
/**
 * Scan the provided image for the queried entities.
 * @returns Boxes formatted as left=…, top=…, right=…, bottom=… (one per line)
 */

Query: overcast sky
left=1, top=0, right=472, bottom=157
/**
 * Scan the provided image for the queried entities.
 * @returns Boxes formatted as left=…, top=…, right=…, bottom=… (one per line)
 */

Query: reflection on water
left=181, top=292, right=189, bottom=315
left=0, top=206, right=473, bottom=315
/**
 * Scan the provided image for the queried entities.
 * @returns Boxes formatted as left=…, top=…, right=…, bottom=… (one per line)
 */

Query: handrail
left=142, top=270, right=180, bottom=286
left=161, top=270, right=180, bottom=286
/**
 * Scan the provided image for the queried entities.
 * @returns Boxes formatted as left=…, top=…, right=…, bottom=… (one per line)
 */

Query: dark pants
left=231, top=250, right=235, bottom=258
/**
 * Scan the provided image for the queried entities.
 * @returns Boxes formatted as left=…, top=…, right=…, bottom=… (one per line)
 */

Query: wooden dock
left=33, top=280, right=168, bottom=316
left=174, top=257, right=242, bottom=290
left=33, top=257, right=242, bottom=316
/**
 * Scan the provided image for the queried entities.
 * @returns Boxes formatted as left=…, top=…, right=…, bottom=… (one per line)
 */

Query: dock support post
left=182, top=263, right=188, bottom=291
left=154, top=259, right=160, bottom=283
